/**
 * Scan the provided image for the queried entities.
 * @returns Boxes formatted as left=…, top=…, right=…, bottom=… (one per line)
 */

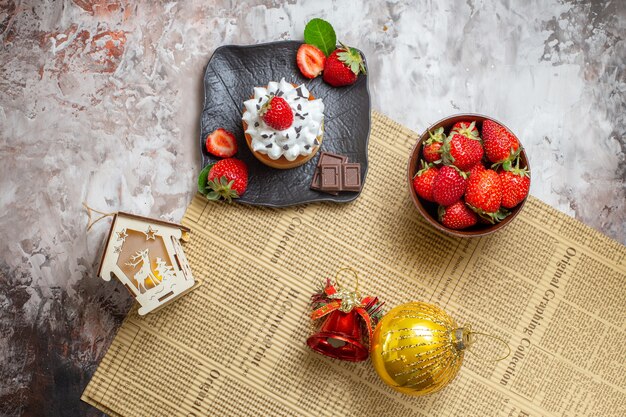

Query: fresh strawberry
left=260, top=96, right=293, bottom=130
left=412, top=161, right=439, bottom=202
left=322, top=43, right=366, bottom=87
left=205, top=158, right=248, bottom=202
left=422, top=127, right=445, bottom=163
left=297, top=44, right=326, bottom=79
left=423, top=142, right=443, bottom=164
left=441, top=133, right=484, bottom=171
left=498, top=158, right=530, bottom=208
left=205, top=128, right=238, bottom=158
left=432, top=165, right=467, bottom=206
left=465, top=169, right=508, bottom=223
left=438, top=200, right=478, bottom=230
left=482, top=120, right=520, bottom=168
left=451, top=121, right=480, bottom=140
left=467, top=162, right=486, bottom=179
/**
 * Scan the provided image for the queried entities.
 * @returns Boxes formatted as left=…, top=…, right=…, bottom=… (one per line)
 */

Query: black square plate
left=200, top=40, right=370, bottom=207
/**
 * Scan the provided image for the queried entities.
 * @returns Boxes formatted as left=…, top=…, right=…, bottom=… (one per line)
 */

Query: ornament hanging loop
left=83, top=202, right=116, bottom=231
left=464, top=325, right=511, bottom=362
left=334, top=267, right=361, bottom=298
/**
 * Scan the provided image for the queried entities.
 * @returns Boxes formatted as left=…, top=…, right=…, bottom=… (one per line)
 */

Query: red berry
left=498, top=159, right=530, bottom=208
left=465, top=169, right=505, bottom=222
left=432, top=166, right=467, bottom=206
left=205, top=128, right=238, bottom=158
left=206, top=158, right=248, bottom=202
left=261, top=96, right=293, bottom=130
left=297, top=44, right=326, bottom=79
left=422, top=127, right=445, bottom=163
left=482, top=120, right=520, bottom=165
left=467, top=163, right=486, bottom=178
left=423, top=142, right=443, bottom=163
left=323, top=44, right=366, bottom=87
left=439, top=200, right=478, bottom=230
left=451, top=121, right=480, bottom=140
left=412, top=162, right=439, bottom=202
left=442, top=133, right=484, bottom=171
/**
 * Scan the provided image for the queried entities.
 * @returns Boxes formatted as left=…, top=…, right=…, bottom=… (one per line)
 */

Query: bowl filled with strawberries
left=408, top=114, right=530, bottom=237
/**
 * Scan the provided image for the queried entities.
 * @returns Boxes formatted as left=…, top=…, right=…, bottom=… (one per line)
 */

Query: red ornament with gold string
left=306, top=268, right=384, bottom=362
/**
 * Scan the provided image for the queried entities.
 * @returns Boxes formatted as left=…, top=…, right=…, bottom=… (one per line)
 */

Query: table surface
left=1, top=1, right=624, bottom=416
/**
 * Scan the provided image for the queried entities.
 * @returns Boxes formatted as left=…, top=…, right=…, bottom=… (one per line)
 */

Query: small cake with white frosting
left=242, top=78, right=324, bottom=169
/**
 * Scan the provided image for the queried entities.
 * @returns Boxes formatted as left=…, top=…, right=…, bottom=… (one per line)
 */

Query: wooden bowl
left=407, top=114, right=530, bottom=238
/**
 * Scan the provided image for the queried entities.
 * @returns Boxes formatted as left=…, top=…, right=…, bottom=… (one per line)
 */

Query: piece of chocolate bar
left=320, top=165, right=342, bottom=192
left=310, top=168, right=321, bottom=190
left=310, top=168, right=339, bottom=195
left=317, top=152, right=348, bottom=167
left=342, top=163, right=362, bottom=191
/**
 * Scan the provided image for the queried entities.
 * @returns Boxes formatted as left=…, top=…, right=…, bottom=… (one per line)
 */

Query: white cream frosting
left=243, top=78, right=324, bottom=161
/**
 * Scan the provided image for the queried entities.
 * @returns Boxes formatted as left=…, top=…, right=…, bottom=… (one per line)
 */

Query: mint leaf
left=197, top=163, right=213, bottom=195
left=304, top=18, right=336, bottom=56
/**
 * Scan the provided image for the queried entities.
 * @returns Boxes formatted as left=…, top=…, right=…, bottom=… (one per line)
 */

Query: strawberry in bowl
left=407, top=114, right=531, bottom=237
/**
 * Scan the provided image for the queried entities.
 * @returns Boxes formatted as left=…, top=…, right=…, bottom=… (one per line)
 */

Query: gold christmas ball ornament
left=371, top=302, right=472, bottom=396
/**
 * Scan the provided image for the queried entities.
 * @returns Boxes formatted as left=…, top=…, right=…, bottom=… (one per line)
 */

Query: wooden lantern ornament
left=94, top=210, right=199, bottom=315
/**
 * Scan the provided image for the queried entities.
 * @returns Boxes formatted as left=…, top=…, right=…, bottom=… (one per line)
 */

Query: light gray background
left=0, top=1, right=624, bottom=415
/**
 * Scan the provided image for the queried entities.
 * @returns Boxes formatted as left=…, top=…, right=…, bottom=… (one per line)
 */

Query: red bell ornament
left=306, top=268, right=384, bottom=362
left=307, top=309, right=369, bottom=361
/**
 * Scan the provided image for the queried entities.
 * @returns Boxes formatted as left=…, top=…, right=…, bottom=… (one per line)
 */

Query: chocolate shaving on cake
left=254, top=122, right=259, bottom=127
left=297, top=104, right=302, bottom=111
left=265, top=143, right=273, bottom=148
left=283, top=145, right=289, bottom=150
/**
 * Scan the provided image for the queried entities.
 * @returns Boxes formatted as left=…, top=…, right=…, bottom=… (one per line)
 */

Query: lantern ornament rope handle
left=334, top=267, right=362, bottom=299
left=83, top=202, right=116, bottom=231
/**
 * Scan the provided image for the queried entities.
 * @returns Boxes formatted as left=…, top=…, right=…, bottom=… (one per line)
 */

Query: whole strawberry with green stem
left=482, top=120, right=520, bottom=169
left=439, top=200, right=478, bottom=230
left=441, top=133, right=484, bottom=171
left=498, top=157, right=530, bottom=208
left=432, top=165, right=467, bottom=206
left=323, top=42, right=366, bottom=87
left=412, top=160, right=439, bottom=202
left=451, top=120, right=480, bottom=140
left=198, top=158, right=248, bottom=202
left=422, top=127, right=445, bottom=164
left=260, top=96, right=293, bottom=131
left=465, top=168, right=509, bottom=223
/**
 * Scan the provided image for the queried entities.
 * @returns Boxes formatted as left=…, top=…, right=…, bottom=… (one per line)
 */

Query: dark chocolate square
left=318, top=152, right=348, bottom=168
left=310, top=168, right=339, bottom=195
left=321, top=165, right=341, bottom=192
left=310, top=168, right=321, bottom=190
left=342, top=163, right=362, bottom=191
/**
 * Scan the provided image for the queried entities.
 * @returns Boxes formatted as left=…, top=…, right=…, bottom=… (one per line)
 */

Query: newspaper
left=82, top=112, right=626, bottom=417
